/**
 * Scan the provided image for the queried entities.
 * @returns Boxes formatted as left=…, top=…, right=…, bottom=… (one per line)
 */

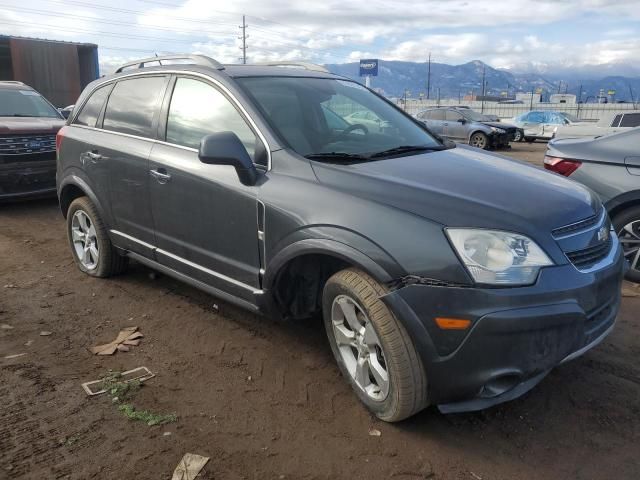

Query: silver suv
left=416, top=107, right=518, bottom=149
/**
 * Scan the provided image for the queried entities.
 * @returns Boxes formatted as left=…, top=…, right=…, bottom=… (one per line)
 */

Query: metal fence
left=396, top=98, right=639, bottom=122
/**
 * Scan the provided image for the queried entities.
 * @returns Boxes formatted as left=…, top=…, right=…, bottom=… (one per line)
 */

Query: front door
left=444, top=110, right=467, bottom=141
left=149, top=76, right=264, bottom=300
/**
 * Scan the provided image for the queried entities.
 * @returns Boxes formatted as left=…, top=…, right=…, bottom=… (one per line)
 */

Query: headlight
left=490, top=127, right=506, bottom=133
left=446, top=229, right=553, bottom=285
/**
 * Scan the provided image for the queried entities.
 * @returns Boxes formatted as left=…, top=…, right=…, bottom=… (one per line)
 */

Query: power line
left=0, top=19, right=228, bottom=45
left=0, top=5, right=235, bottom=36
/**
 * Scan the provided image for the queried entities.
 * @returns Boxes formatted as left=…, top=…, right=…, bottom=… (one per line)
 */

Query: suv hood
left=480, top=121, right=517, bottom=130
left=311, top=145, right=598, bottom=236
left=0, top=117, right=65, bottom=135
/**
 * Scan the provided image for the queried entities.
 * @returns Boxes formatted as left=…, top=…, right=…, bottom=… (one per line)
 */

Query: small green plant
left=118, top=404, right=177, bottom=426
left=98, top=370, right=177, bottom=426
left=64, top=433, right=81, bottom=446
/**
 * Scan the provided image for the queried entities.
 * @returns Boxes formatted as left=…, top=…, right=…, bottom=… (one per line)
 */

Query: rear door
left=99, top=75, right=170, bottom=256
left=425, top=109, right=445, bottom=136
left=148, top=75, right=264, bottom=300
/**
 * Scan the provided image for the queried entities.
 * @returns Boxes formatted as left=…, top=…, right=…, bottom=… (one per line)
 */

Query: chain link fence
left=396, top=98, right=639, bottom=122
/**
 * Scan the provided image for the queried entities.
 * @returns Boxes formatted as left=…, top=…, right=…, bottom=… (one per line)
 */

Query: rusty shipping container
left=0, top=35, right=99, bottom=107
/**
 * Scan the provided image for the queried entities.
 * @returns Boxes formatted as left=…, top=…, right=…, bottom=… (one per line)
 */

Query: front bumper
left=381, top=239, right=625, bottom=413
left=488, top=131, right=512, bottom=147
left=0, top=158, right=57, bottom=201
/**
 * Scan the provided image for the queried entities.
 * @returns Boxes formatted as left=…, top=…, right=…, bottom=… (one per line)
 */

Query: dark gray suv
left=56, top=55, right=625, bottom=421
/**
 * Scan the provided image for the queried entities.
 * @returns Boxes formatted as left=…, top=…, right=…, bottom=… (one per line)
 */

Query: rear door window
left=75, top=84, right=112, bottom=127
left=620, top=113, right=640, bottom=128
left=102, top=76, right=168, bottom=138
left=430, top=109, right=446, bottom=121
left=611, top=114, right=623, bottom=127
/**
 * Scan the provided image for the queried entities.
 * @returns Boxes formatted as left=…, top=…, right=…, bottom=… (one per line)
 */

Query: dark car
left=546, top=128, right=640, bottom=281
left=0, top=81, right=65, bottom=200
left=415, top=107, right=519, bottom=149
left=57, top=55, right=624, bottom=422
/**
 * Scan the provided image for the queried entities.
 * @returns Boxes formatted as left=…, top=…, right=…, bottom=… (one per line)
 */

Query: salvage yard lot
left=1, top=144, right=639, bottom=479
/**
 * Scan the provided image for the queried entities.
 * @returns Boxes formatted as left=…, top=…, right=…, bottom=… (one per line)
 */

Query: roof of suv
left=0, top=81, right=34, bottom=91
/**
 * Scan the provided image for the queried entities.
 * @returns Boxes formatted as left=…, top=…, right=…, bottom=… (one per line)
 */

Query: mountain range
left=324, top=60, right=640, bottom=102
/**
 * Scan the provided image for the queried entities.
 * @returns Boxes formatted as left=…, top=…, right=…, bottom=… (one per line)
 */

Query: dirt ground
left=1, top=142, right=639, bottom=480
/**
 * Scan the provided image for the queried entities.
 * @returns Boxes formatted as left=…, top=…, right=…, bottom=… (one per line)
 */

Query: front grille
left=552, top=213, right=601, bottom=237
left=566, top=236, right=612, bottom=269
left=0, top=134, right=56, bottom=155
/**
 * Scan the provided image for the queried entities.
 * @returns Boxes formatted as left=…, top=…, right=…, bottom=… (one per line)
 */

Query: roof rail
left=0, top=80, right=25, bottom=85
left=115, top=54, right=224, bottom=73
left=253, top=61, right=329, bottom=73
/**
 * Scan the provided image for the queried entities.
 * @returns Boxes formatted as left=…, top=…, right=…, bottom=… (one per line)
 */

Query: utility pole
left=629, top=84, right=637, bottom=109
left=480, top=65, right=486, bottom=113
left=238, top=15, right=248, bottom=64
left=529, top=89, right=534, bottom=111
left=426, top=52, right=431, bottom=100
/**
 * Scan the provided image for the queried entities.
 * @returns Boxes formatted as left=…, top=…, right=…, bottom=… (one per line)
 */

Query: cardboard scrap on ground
left=81, top=366, right=155, bottom=396
left=171, top=453, right=210, bottom=480
left=90, top=326, right=144, bottom=355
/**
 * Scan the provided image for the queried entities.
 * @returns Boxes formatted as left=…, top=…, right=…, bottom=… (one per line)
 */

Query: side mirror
left=199, top=132, right=258, bottom=186
left=457, top=118, right=466, bottom=124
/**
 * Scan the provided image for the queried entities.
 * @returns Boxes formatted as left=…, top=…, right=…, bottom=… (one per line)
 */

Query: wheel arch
left=264, top=238, right=397, bottom=320
left=605, top=190, right=640, bottom=221
left=58, top=175, right=108, bottom=224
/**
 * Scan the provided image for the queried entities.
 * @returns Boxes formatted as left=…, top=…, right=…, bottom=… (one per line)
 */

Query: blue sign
left=359, top=59, right=378, bottom=77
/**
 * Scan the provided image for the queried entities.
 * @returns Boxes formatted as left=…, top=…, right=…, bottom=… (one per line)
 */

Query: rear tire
left=66, top=196, right=128, bottom=278
left=323, top=268, right=429, bottom=422
left=513, top=130, right=523, bottom=142
left=612, top=206, right=640, bottom=283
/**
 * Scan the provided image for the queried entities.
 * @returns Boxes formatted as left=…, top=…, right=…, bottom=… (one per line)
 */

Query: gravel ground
left=1, top=142, right=639, bottom=480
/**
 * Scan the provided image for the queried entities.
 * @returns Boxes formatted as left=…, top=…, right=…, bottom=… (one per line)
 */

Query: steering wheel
left=333, top=123, right=369, bottom=141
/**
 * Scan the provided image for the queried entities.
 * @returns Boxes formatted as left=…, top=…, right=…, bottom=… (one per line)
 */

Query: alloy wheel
left=331, top=295, right=389, bottom=401
left=470, top=133, right=487, bottom=149
left=71, top=210, right=99, bottom=270
left=618, top=220, right=640, bottom=272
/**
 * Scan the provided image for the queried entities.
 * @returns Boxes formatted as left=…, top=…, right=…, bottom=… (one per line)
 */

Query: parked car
left=416, top=107, right=518, bottom=149
left=0, top=81, right=65, bottom=200
left=57, top=54, right=624, bottom=422
left=553, top=110, right=640, bottom=140
left=546, top=127, right=640, bottom=281
left=511, top=110, right=587, bottom=142
left=344, top=110, right=391, bottom=133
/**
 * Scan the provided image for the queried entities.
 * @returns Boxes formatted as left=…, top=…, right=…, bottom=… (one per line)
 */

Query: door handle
left=86, top=150, right=103, bottom=163
left=150, top=168, right=171, bottom=184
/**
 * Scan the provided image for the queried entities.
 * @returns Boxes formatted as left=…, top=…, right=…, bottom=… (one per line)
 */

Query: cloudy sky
left=1, top=0, right=639, bottom=74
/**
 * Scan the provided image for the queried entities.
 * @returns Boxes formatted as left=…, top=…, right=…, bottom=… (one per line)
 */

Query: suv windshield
left=0, top=89, right=61, bottom=118
left=237, top=77, right=441, bottom=159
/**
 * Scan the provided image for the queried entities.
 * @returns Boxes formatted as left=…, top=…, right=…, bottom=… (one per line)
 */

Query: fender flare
left=263, top=237, right=396, bottom=292
left=58, top=173, right=110, bottom=225
left=605, top=190, right=640, bottom=218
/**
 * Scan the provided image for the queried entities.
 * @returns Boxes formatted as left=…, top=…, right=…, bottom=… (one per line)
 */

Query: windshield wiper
left=305, top=152, right=370, bottom=162
left=6, top=114, right=38, bottom=117
left=368, top=145, right=444, bottom=158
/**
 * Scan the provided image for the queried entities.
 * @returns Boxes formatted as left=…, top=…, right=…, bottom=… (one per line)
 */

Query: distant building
left=516, top=92, right=542, bottom=103
left=550, top=94, right=577, bottom=104
left=0, top=35, right=99, bottom=106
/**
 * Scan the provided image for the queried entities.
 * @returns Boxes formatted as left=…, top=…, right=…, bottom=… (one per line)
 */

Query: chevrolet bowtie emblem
left=597, top=226, right=609, bottom=242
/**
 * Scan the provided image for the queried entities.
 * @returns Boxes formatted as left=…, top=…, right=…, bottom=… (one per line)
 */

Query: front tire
left=323, top=268, right=428, bottom=422
left=612, top=206, right=640, bottom=282
left=66, top=196, right=127, bottom=277
left=469, top=131, right=489, bottom=149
